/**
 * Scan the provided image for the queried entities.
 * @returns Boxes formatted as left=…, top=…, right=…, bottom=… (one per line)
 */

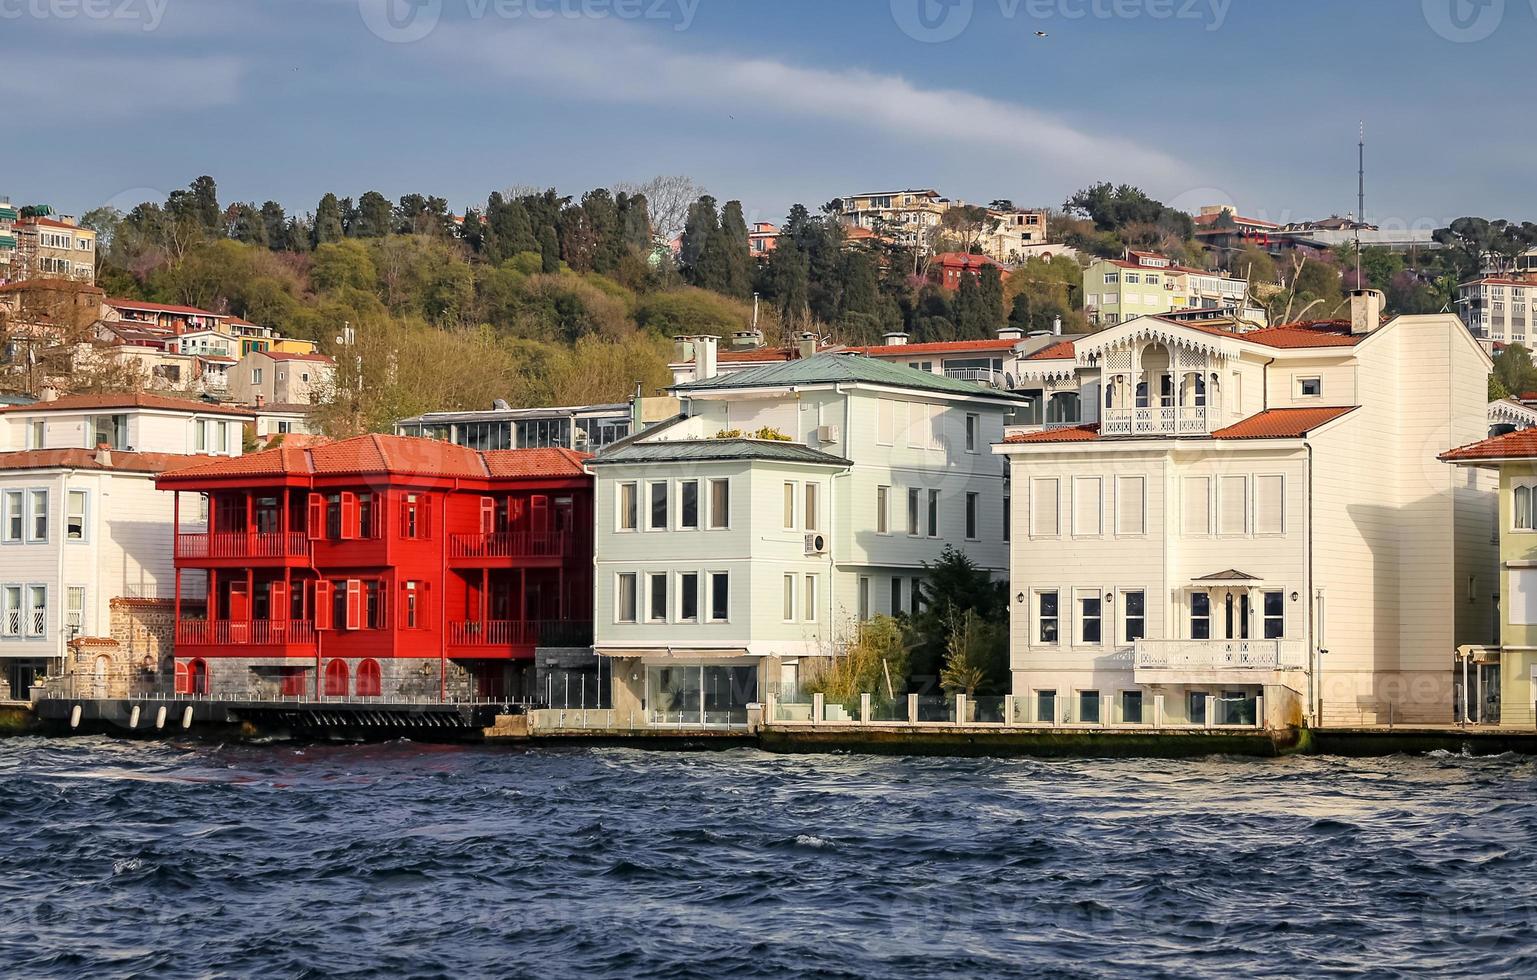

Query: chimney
left=95, top=443, right=111, bottom=467
left=695, top=335, right=720, bottom=380
left=882, top=330, right=910, bottom=347
left=730, top=329, right=764, bottom=350
left=1349, top=288, right=1384, bottom=335
left=997, top=326, right=1023, bottom=342
left=797, top=331, right=819, bottom=361
left=1052, top=316, right=1063, bottom=336
left=39, top=385, right=58, bottom=403
left=255, top=392, right=266, bottom=409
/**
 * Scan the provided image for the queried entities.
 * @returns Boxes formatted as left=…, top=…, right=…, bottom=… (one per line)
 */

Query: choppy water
left=1, top=738, right=1535, bottom=978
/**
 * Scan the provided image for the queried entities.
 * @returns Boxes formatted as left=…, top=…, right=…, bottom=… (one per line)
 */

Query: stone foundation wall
left=190, top=656, right=477, bottom=701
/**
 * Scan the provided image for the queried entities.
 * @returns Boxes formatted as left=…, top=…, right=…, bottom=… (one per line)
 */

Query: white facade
left=997, top=293, right=1497, bottom=728
left=1458, top=277, right=1534, bottom=344
left=0, top=399, right=245, bottom=456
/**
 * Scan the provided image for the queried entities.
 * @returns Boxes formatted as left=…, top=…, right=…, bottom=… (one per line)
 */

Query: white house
left=589, top=346, right=1023, bottom=727
left=994, top=290, right=1497, bottom=729
left=0, top=393, right=249, bottom=697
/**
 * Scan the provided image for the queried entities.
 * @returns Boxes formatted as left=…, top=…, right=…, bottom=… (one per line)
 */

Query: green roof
left=0, top=207, right=17, bottom=221
left=591, top=438, right=851, bottom=467
left=675, top=352, right=1022, bottom=400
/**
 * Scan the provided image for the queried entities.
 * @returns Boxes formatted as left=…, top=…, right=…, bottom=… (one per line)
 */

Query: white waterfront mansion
left=995, top=290, right=1497, bottom=728
left=589, top=345, right=1021, bottom=727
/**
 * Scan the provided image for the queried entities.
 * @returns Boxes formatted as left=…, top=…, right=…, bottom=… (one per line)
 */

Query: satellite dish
left=1004, top=373, right=1017, bottom=390
left=492, top=399, right=511, bottom=411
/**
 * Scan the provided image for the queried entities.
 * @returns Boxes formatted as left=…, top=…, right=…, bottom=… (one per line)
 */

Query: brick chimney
left=95, top=443, right=111, bottom=467
left=1349, top=288, right=1385, bottom=335
left=255, top=392, right=266, bottom=409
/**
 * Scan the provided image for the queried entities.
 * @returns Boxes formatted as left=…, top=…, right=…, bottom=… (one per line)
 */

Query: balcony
left=448, top=531, right=578, bottom=561
left=942, top=367, right=1000, bottom=386
left=448, top=619, right=594, bottom=651
left=1132, top=639, right=1306, bottom=687
left=1101, top=405, right=1209, bottom=437
left=176, top=531, right=310, bottom=560
left=175, top=619, right=317, bottom=653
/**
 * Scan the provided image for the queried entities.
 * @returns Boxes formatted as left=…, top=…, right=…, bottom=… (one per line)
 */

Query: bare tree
left=618, top=175, right=705, bottom=242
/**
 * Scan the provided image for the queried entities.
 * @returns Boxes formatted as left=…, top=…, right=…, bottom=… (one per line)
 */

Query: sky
left=8, top=0, right=1534, bottom=230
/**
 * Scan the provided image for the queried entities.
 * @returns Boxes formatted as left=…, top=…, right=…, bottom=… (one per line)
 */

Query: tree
left=538, top=224, right=560, bottom=274
left=618, top=174, right=703, bottom=242
left=259, top=201, right=289, bottom=250
left=227, top=203, right=268, bottom=247
left=910, top=546, right=1007, bottom=685
left=717, top=200, right=753, bottom=299
left=1008, top=293, right=1032, bottom=331
left=166, top=175, right=222, bottom=236
left=313, top=193, right=346, bottom=247
left=768, top=234, right=810, bottom=329
left=1493, top=344, right=1537, bottom=400
left=802, top=616, right=911, bottom=712
left=679, top=195, right=718, bottom=273
left=353, top=191, right=394, bottom=238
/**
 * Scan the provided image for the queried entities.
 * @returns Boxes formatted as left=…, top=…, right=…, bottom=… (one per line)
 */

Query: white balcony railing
left=1133, top=639, right=1305, bottom=671
left=1102, top=405, right=1208, bottom=436
left=942, top=367, right=999, bottom=385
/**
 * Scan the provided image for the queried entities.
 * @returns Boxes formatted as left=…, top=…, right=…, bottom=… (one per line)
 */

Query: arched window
left=174, top=661, right=189, bottom=694
left=1517, top=486, right=1533, bottom=530
left=1193, top=374, right=1207, bottom=407
left=188, top=659, right=208, bottom=696
left=356, top=659, right=382, bottom=698
left=1135, top=381, right=1149, bottom=409
left=324, top=658, right=349, bottom=697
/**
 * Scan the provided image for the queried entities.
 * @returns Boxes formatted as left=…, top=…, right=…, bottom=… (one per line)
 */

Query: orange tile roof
left=1238, top=321, right=1360, bottom=348
left=1024, top=340, right=1077, bottom=360
left=852, top=338, right=1019, bottom=357
left=159, top=434, right=590, bottom=483
left=1002, top=424, right=1100, bottom=444
left=1210, top=406, right=1356, bottom=439
left=1441, top=428, right=1537, bottom=462
left=0, top=449, right=218, bottom=474
left=717, top=346, right=799, bottom=364
left=260, top=351, right=334, bottom=363
left=108, top=298, right=225, bottom=317
left=0, top=392, right=254, bottom=417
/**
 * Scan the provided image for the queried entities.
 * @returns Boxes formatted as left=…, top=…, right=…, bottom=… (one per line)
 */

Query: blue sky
left=9, top=0, right=1533, bottom=230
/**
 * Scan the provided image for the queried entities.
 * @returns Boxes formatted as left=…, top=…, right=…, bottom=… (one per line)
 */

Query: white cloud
left=428, top=17, right=1193, bottom=192
left=7, top=54, right=243, bottom=121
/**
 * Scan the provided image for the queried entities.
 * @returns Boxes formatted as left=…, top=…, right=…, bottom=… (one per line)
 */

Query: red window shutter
left=314, top=581, right=333, bottom=630
left=340, top=492, right=358, bottom=540
left=374, top=579, right=387, bottom=630
left=269, top=582, right=289, bottom=622
left=479, top=497, right=495, bottom=534
left=306, top=493, right=325, bottom=541
left=421, top=495, right=434, bottom=540
left=531, top=495, right=549, bottom=533
left=345, top=579, right=362, bottom=631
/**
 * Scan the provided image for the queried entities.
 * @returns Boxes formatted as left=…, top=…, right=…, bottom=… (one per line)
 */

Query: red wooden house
left=156, top=434, right=593, bottom=702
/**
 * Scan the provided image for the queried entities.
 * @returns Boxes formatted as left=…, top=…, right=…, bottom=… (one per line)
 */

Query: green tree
left=768, top=234, right=810, bottom=329
left=313, top=193, right=345, bottom=247
left=716, top=200, right=753, bottom=298
left=1494, top=344, right=1537, bottom=399
left=538, top=224, right=561, bottom=274
left=679, top=195, right=718, bottom=274
left=910, top=546, right=1007, bottom=686
left=353, top=191, right=394, bottom=238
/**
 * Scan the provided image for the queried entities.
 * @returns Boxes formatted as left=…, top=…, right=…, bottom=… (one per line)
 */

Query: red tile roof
left=1002, top=424, right=1100, bottom=444
left=1441, top=428, right=1537, bottom=463
left=852, top=338, right=1019, bottom=357
left=0, top=449, right=218, bottom=474
left=0, top=392, right=254, bottom=417
left=1236, top=321, right=1361, bottom=349
left=933, top=252, right=1005, bottom=270
left=108, top=298, right=225, bottom=318
left=1192, top=212, right=1280, bottom=229
left=258, top=351, right=334, bottom=364
left=1024, top=340, right=1077, bottom=360
left=16, top=216, right=84, bottom=230
left=1210, top=406, right=1356, bottom=439
left=717, top=346, right=801, bottom=364
left=159, top=434, right=590, bottom=483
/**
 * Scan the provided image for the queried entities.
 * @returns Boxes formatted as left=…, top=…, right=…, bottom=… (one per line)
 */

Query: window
left=1121, top=691, right=1144, bottom=724
left=803, top=574, right=818, bottom=623
left=877, top=399, right=898, bottom=446
left=402, top=581, right=421, bottom=629
left=618, top=482, right=638, bottom=531
left=1218, top=476, right=1247, bottom=535
left=28, top=419, right=44, bottom=450
left=858, top=576, right=871, bottom=621
left=680, top=480, right=699, bottom=530
left=1517, top=485, right=1536, bottom=530
left=648, top=482, right=668, bottom=531
left=1073, top=477, right=1102, bottom=537
left=1182, top=476, right=1211, bottom=536
left=899, top=488, right=918, bottom=536
left=252, top=367, right=264, bottom=384
left=1297, top=376, right=1322, bottom=398
left=927, top=490, right=940, bottom=538
left=1078, top=690, right=1101, bottom=724
left=1124, top=590, right=1145, bottom=642
left=617, top=573, right=638, bottom=623
left=890, top=577, right=903, bottom=616
left=1191, top=593, right=1212, bottom=640
left=1003, top=496, right=1011, bottom=543
left=648, top=573, right=669, bottom=623
left=709, top=572, right=730, bottom=622
left=783, top=574, right=797, bottom=622
left=1, top=585, right=19, bottom=636
left=877, top=486, right=890, bottom=535
left=708, top=479, right=730, bottom=529
left=27, top=585, right=48, bottom=637
left=28, top=489, right=48, bottom=542
left=1263, top=591, right=1285, bottom=640
left=65, top=490, right=86, bottom=540
left=1188, top=691, right=1207, bottom=725
left=906, top=403, right=927, bottom=450
left=965, top=414, right=979, bottom=452
left=400, top=493, right=429, bottom=539
left=1036, top=690, right=1056, bottom=723
left=804, top=482, right=819, bottom=532
left=1255, top=475, right=1285, bottom=535
left=1030, top=478, right=1059, bottom=537
left=783, top=482, right=796, bottom=530
left=3, top=490, right=22, bottom=542
left=1116, top=477, right=1145, bottom=535
left=1038, top=591, right=1059, bottom=644
left=1079, top=593, right=1102, bottom=644
left=910, top=577, right=922, bottom=616
left=679, top=572, right=699, bottom=622
left=965, top=492, right=979, bottom=539
left=90, top=414, right=127, bottom=451
left=217, top=420, right=230, bottom=454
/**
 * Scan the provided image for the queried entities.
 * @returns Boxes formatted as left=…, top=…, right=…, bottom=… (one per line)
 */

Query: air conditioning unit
left=804, top=532, right=828, bottom=556
left=814, top=424, right=840, bottom=445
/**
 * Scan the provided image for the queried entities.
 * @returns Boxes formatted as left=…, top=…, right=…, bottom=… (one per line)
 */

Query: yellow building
left=1083, top=251, right=1252, bottom=327
left=13, top=214, right=96, bottom=284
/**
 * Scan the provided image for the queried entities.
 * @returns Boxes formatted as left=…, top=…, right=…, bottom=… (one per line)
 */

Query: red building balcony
left=448, top=619, right=593, bottom=653
left=176, top=619, right=318, bottom=656
left=176, top=531, right=311, bottom=561
left=447, top=530, right=580, bottom=561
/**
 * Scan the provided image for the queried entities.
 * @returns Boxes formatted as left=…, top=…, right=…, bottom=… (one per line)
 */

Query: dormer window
left=1297, top=377, right=1323, bottom=398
